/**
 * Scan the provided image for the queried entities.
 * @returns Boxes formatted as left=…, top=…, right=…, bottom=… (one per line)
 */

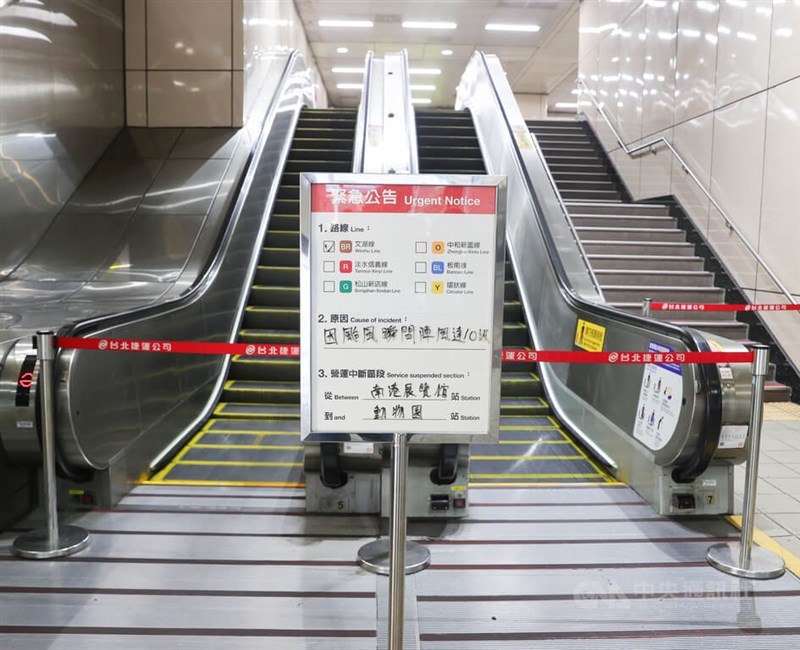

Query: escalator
left=150, top=108, right=357, bottom=486
left=415, top=109, right=612, bottom=485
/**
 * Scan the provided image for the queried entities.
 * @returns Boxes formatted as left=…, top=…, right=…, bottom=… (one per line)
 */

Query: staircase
left=527, top=118, right=792, bottom=402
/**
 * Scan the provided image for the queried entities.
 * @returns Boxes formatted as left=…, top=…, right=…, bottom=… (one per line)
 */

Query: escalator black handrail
left=58, top=51, right=305, bottom=341
left=474, top=52, right=723, bottom=480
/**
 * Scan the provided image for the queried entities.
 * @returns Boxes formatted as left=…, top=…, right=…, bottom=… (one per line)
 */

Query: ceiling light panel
left=318, top=19, right=373, bottom=28
left=402, top=21, right=457, bottom=30
left=336, top=47, right=349, bottom=53
left=411, top=98, right=432, bottom=104
left=409, top=84, right=436, bottom=91
left=337, top=83, right=364, bottom=90
left=408, top=68, right=441, bottom=75
left=485, top=23, right=540, bottom=32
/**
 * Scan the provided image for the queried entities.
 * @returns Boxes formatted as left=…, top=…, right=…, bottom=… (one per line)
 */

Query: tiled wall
left=0, top=0, right=125, bottom=278
left=126, top=0, right=327, bottom=128
left=578, top=0, right=800, bottom=368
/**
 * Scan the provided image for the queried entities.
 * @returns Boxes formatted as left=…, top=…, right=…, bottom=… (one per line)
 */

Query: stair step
left=230, top=357, right=300, bottom=381
left=582, top=241, right=696, bottom=256
left=223, top=380, right=300, bottom=404
left=595, top=270, right=715, bottom=287
left=576, top=226, right=686, bottom=242
left=672, top=321, right=750, bottom=340
left=571, top=214, right=677, bottom=229
left=250, top=285, right=299, bottom=307
left=588, top=254, right=706, bottom=272
left=255, top=265, right=299, bottom=285
left=539, top=145, right=598, bottom=156
left=555, top=180, right=618, bottom=192
left=239, top=329, right=300, bottom=344
left=603, top=285, right=724, bottom=304
left=552, top=171, right=612, bottom=182
left=764, top=382, right=793, bottom=402
left=566, top=202, right=671, bottom=217
left=244, top=306, right=299, bottom=330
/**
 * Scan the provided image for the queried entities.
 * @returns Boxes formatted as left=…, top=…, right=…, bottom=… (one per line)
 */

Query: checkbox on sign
left=415, top=282, right=427, bottom=294
left=323, top=281, right=335, bottom=293
left=323, top=241, right=335, bottom=253
left=415, top=262, right=426, bottom=274
left=415, top=242, right=427, bottom=254
left=323, top=261, right=335, bottom=273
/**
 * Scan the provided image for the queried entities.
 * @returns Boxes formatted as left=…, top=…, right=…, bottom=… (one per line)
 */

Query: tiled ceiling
left=295, top=0, right=580, bottom=108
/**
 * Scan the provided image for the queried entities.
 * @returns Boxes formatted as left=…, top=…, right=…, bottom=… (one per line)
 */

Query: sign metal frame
left=299, top=173, right=507, bottom=444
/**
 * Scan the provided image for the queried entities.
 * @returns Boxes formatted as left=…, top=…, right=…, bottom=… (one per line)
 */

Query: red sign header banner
left=651, top=302, right=799, bottom=313
left=311, top=183, right=497, bottom=214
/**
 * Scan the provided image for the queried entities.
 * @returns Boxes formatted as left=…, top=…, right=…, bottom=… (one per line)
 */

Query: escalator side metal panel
left=456, top=53, right=751, bottom=515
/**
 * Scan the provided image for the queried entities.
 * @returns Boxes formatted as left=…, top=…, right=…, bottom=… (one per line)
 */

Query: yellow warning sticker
left=574, top=319, right=606, bottom=352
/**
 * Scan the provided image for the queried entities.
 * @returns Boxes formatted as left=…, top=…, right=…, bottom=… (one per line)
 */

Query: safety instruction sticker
left=574, top=319, right=606, bottom=352
left=633, top=341, right=683, bottom=451
left=302, top=179, right=504, bottom=439
left=718, top=425, right=747, bottom=449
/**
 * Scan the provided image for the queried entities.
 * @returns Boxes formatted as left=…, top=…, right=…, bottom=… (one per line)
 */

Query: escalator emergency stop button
left=672, top=493, right=696, bottom=510
left=453, top=497, right=466, bottom=509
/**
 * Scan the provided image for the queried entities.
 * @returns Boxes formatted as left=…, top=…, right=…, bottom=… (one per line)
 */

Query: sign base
left=706, top=541, right=785, bottom=579
left=357, top=539, right=431, bottom=576
left=12, top=525, right=90, bottom=560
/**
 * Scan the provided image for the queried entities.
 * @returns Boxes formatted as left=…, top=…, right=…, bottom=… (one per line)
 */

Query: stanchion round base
left=12, top=526, right=90, bottom=560
left=356, top=539, right=431, bottom=576
left=706, top=542, right=785, bottom=579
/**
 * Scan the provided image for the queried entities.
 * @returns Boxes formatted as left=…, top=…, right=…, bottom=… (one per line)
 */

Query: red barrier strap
left=651, top=302, right=800, bottom=312
left=56, top=337, right=754, bottom=364
left=57, top=337, right=300, bottom=358
left=501, top=350, right=754, bottom=364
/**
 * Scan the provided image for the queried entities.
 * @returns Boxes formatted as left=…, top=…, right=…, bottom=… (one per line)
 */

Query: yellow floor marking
left=500, top=425, right=560, bottom=431
left=142, top=479, right=305, bottom=488
left=192, top=443, right=303, bottom=451
left=469, top=473, right=604, bottom=479
left=726, top=515, right=800, bottom=577
left=176, top=460, right=302, bottom=468
left=763, top=402, right=800, bottom=420
left=471, top=455, right=586, bottom=461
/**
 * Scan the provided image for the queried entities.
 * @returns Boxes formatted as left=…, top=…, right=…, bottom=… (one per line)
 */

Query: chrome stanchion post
left=706, top=344, right=784, bottom=579
left=12, top=331, right=90, bottom=560
left=642, top=297, right=652, bottom=317
left=388, top=432, right=408, bottom=650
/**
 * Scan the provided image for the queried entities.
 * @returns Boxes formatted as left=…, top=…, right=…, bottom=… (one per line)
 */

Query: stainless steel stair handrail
left=400, top=49, right=419, bottom=175
left=576, top=77, right=796, bottom=306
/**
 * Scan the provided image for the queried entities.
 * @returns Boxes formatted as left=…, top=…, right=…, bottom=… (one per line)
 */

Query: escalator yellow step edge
left=175, top=460, right=302, bottom=468
left=143, top=479, right=305, bottom=488
left=469, top=473, right=605, bottom=479
left=193, top=443, right=303, bottom=451
left=223, top=381, right=299, bottom=393
left=245, top=306, right=299, bottom=313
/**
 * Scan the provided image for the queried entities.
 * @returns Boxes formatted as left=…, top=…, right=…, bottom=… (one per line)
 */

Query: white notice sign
left=300, top=177, right=505, bottom=440
left=633, top=341, right=684, bottom=451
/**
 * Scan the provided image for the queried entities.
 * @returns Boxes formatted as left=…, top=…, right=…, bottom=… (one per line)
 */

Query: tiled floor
left=734, top=402, right=800, bottom=559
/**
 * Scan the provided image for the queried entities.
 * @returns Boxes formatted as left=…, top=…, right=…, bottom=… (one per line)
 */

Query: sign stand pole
left=706, top=344, right=784, bottom=579
left=13, top=331, right=90, bottom=560
left=357, top=437, right=432, bottom=577
left=388, top=432, right=409, bottom=650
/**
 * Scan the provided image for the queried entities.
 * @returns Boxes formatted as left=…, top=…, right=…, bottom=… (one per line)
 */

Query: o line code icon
left=432, top=241, right=445, bottom=254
